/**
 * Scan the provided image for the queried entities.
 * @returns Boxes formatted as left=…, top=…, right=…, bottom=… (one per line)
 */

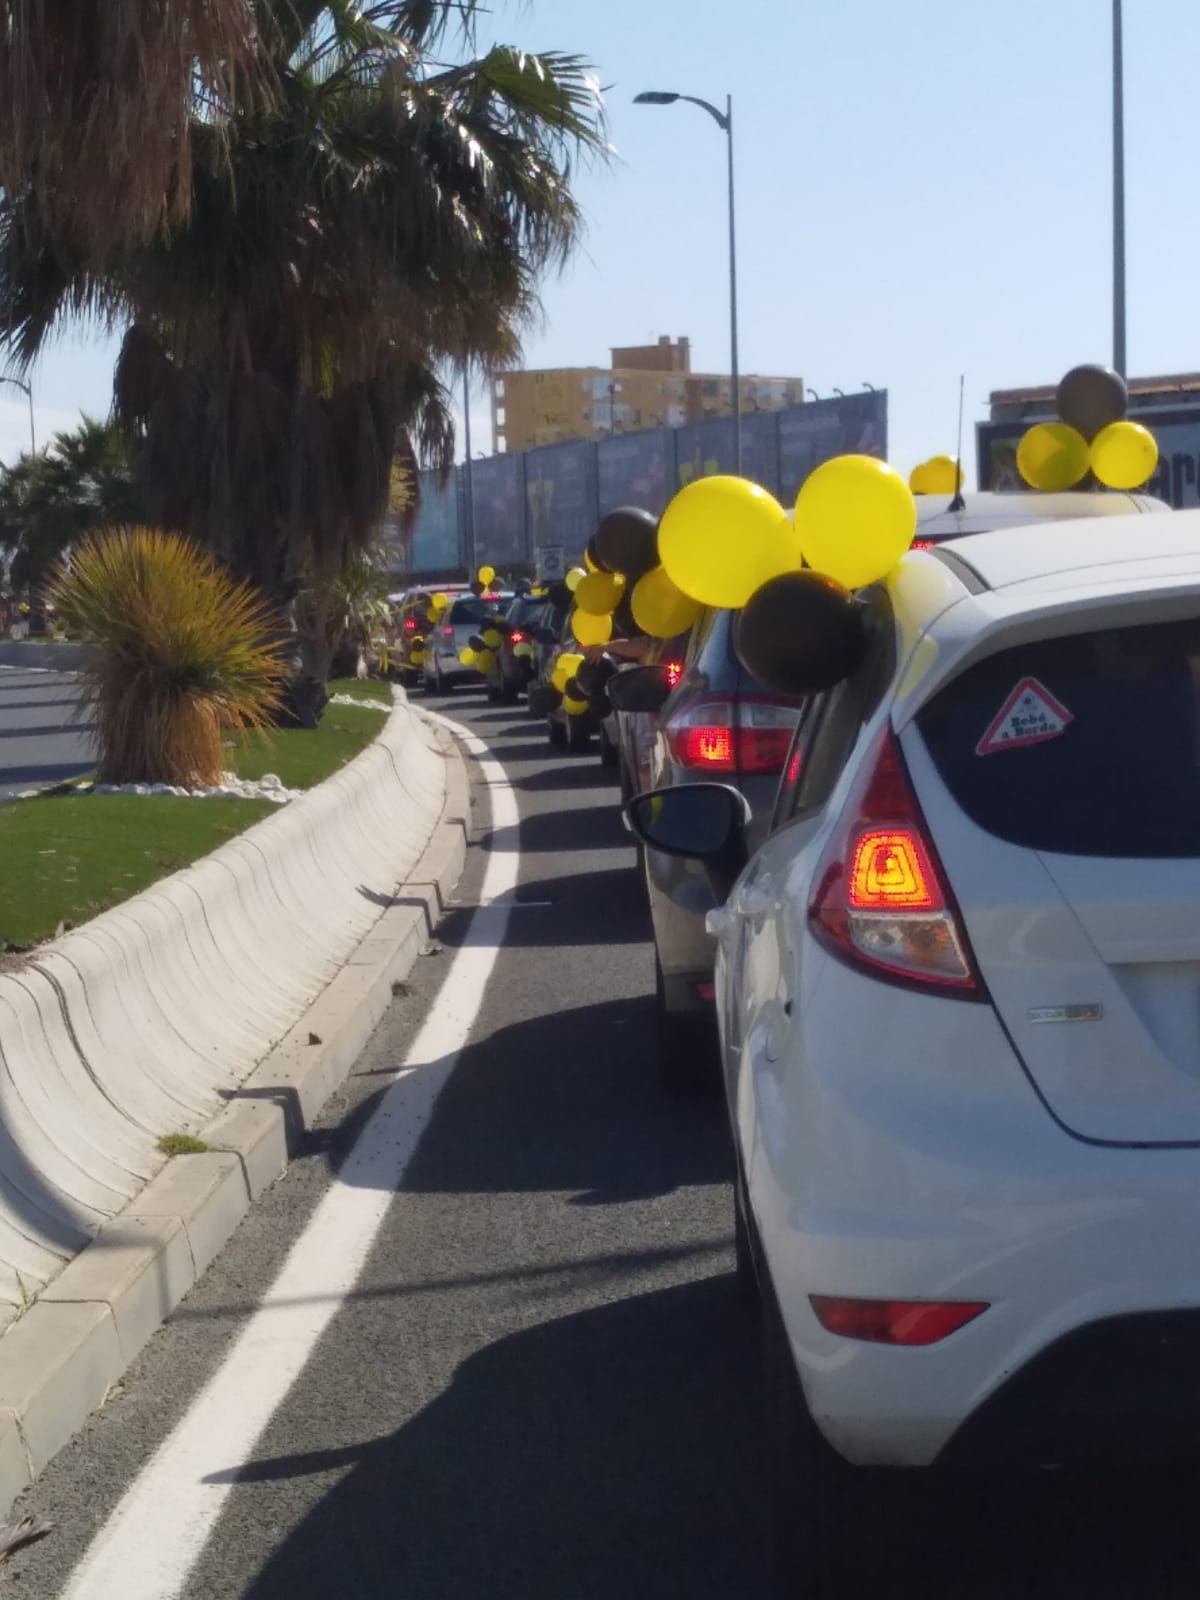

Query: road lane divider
left=58, top=714, right=514, bottom=1600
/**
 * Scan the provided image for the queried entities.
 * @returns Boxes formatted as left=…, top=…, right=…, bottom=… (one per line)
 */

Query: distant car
left=486, top=591, right=550, bottom=704
left=390, top=587, right=469, bottom=686
left=423, top=592, right=511, bottom=694
left=626, top=504, right=1200, bottom=1589
left=612, top=486, right=1173, bottom=1092
left=541, top=610, right=596, bottom=753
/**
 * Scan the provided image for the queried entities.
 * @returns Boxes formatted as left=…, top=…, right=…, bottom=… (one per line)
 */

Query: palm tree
left=0, top=417, right=146, bottom=594
left=0, top=1, right=604, bottom=719
left=0, top=0, right=273, bottom=261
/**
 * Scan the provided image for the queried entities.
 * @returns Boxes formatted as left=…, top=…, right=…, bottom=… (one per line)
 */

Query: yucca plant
left=48, top=528, right=284, bottom=787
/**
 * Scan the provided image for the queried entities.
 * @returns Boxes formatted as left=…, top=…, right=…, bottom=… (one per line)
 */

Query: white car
left=627, top=508, right=1200, bottom=1586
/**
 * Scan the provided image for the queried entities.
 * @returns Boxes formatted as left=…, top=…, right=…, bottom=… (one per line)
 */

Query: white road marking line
left=60, top=714, right=514, bottom=1600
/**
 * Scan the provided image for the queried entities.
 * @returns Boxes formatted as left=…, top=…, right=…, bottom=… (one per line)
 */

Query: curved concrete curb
left=0, top=700, right=469, bottom=1512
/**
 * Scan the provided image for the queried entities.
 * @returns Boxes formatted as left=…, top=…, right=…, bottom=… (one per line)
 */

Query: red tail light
left=811, top=1296, right=987, bottom=1346
left=403, top=617, right=418, bottom=633
left=509, top=629, right=527, bottom=645
left=665, top=696, right=801, bottom=775
left=911, top=538, right=936, bottom=552
left=664, top=659, right=683, bottom=688
left=808, top=726, right=984, bottom=1000
left=442, top=624, right=454, bottom=639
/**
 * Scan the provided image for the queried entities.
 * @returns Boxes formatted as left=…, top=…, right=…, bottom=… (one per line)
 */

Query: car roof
left=914, top=489, right=1168, bottom=542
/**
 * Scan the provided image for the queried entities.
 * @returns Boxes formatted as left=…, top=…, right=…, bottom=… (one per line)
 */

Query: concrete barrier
left=0, top=692, right=449, bottom=1316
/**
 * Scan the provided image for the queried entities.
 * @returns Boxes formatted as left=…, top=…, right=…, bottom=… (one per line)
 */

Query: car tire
left=599, top=722, right=619, bottom=769
left=765, top=1287, right=909, bottom=1597
left=501, top=682, right=521, bottom=705
left=486, top=681, right=502, bottom=704
left=654, top=956, right=715, bottom=1093
left=547, top=716, right=568, bottom=748
left=567, top=716, right=592, bottom=754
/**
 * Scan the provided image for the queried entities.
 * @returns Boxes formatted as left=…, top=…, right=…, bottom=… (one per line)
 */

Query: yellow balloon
left=658, top=476, right=799, bottom=608
left=458, top=646, right=476, bottom=667
left=551, top=650, right=585, bottom=693
left=482, top=627, right=503, bottom=649
left=512, top=641, right=534, bottom=659
left=631, top=566, right=703, bottom=639
left=795, top=455, right=917, bottom=589
left=530, top=584, right=548, bottom=597
left=1016, top=423, right=1090, bottom=491
left=411, top=649, right=424, bottom=664
left=432, top=592, right=449, bottom=611
left=572, top=609, right=614, bottom=647
left=1090, top=420, right=1159, bottom=489
left=478, top=565, right=496, bottom=587
left=565, top=566, right=587, bottom=592
left=909, top=462, right=933, bottom=495
left=921, top=455, right=962, bottom=494
left=584, top=549, right=600, bottom=572
left=574, top=571, right=625, bottom=615
left=474, top=647, right=496, bottom=675
left=563, top=694, right=590, bottom=717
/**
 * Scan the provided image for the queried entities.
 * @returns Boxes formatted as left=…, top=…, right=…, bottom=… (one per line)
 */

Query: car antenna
left=948, top=374, right=966, bottom=512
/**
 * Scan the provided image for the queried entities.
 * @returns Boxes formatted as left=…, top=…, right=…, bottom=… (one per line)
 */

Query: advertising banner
left=977, top=404, right=1200, bottom=508
left=524, top=439, right=593, bottom=551
left=472, top=452, right=526, bottom=567
left=777, top=391, right=887, bottom=503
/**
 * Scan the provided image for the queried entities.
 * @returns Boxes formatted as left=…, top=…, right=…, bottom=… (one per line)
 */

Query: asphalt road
left=8, top=687, right=1200, bottom=1598
left=0, top=666, right=92, bottom=799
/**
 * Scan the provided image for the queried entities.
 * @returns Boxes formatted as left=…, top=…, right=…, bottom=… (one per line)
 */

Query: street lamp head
left=634, top=91, right=680, bottom=105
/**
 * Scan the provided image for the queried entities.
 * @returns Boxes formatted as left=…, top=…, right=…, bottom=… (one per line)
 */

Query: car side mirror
left=625, top=784, right=750, bottom=899
left=606, top=663, right=674, bottom=716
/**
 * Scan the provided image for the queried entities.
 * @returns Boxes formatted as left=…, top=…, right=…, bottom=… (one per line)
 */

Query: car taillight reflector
left=810, top=1296, right=987, bottom=1346
left=665, top=696, right=802, bottom=775
left=509, top=629, right=527, bottom=644
left=442, top=624, right=455, bottom=639
left=808, top=726, right=984, bottom=1000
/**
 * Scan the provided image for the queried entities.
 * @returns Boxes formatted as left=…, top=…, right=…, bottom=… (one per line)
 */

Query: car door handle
left=734, top=883, right=781, bottom=919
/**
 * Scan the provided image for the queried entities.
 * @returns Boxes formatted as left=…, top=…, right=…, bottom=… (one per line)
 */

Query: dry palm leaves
left=0, top=0, right=274, bottom=259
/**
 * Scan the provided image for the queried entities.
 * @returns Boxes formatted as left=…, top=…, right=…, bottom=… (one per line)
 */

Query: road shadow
left=432, top=866, right=650, bottom=948
left=477, top=804, right=629, bottom=855
left=321, top=993, right=727, bottom=1204
left=518, top=760, right=614, bottom=793
left=0, top=760, right=93, bottom=787
left=236, top=1274, right=771, bottom=1600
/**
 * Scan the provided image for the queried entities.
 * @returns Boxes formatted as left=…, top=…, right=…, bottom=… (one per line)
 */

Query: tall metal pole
left=726, top=94, right=741, bottom=473
left=462, top=365, right=476, bottom=575
left=1113, top=0, right=1127, bottom=377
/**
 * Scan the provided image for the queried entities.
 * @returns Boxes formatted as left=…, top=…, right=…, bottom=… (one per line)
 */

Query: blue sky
left=3, top=0, right=1198, bottom=485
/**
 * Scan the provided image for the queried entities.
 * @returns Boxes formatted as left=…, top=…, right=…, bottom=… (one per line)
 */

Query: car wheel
left=567, top=716, right=592, bottom=754
left=599, top=722, right=619, bottom=769
left=654, top=956, right=716, bottom=1093
left=765, top=1289, right=909, bottom=1597
left=486, top=680, right=502, bottom=704
left=547, top=716, right=568, bottom=748
left=501, top=681, right=521, bottom=705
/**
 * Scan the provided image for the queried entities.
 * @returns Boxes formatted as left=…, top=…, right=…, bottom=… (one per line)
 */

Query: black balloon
left=594, top=507, right=658, bottom=583
left=734, top=571, right=865, bottom=698
left=585, top=535, right=612, bottom=573
left=547, top=580, right=573, bottom=611
left=468, top=633, right=487, bottom=652
left=574, top=657, right=617, bottom=699
left=1056, top=365, right=1128, bottom=442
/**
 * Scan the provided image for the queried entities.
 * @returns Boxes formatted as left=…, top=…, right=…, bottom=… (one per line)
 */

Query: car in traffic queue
left=609, top=487, right=1172, bottom=1093
left=625, top=505, right=1200, bottom=1590
left=422, top=590, right=511, bottom=694
left=485, top=590, right=550, bottom=704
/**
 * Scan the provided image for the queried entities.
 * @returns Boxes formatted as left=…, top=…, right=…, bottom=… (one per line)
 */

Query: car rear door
left=904, top=607, right=1200, bottom=1145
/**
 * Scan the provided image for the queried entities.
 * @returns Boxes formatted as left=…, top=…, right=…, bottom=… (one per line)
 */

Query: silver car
left=422, top=592, right=512, bottom=694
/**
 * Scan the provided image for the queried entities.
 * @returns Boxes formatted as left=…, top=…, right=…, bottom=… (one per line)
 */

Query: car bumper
left=748, top=944, right=1200, bottom=1469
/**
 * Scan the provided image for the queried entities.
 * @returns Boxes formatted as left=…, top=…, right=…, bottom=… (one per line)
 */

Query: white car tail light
left=808, top=726, right=985, bottom=1000
left=664, top=695, right=800, bottom=776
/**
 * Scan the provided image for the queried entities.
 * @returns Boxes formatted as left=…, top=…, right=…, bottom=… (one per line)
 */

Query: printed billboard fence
left=977, top=403, right=1200, bottom=509
left=401, top=390, right=889, bottom=576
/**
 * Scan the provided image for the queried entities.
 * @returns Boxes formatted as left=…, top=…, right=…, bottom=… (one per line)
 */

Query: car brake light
left=509, top=629, right=527, bottom=645
left=665, top=696, right=802, bottom=775
left=664, top=659, right=683, bottom=688
left=403, top=617, right=418, bottom=633
left=911, top=538, right=936, bottom=552
left=810, top=1296, right=987, bottom=1346
left=808, top=725, right=984, bottom=1000
left=442, top=624, right=454, bottom=639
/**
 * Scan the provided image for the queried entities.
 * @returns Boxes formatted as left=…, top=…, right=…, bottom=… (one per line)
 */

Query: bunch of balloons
left=909, top=456, right=962, bottom=495
left=426, top=590, right=449, bottom=626
left=562, top=507, right=702, bottom=648
left=1016, top=366, right=1159, bottom=491
left=477, top=564, right=496, bottom=588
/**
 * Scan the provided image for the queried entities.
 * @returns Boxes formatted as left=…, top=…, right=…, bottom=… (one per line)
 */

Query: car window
left=918, top=614, right=1200, bottom=858
left=772, top=590, right=897, bottom=831
left=449, top=597, right=500, bottom=625
left=506, top=596, right=543, bottom=627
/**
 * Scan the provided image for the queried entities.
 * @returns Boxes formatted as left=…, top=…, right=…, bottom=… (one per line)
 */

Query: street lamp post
left=635, top=89, right=741, bottom=473
left=461, top=365, right=476, bottom=576
left=0, top=375, right=35, bottom=454
left=1112, top=0, right=1127, bottom=377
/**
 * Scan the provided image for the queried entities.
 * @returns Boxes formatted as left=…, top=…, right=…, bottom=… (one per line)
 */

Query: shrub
left=49, top=527, right=283, bottom=787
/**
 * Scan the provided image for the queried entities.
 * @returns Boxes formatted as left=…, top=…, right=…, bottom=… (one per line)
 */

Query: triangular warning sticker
left=976, top=677, right=1074, bottom=756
